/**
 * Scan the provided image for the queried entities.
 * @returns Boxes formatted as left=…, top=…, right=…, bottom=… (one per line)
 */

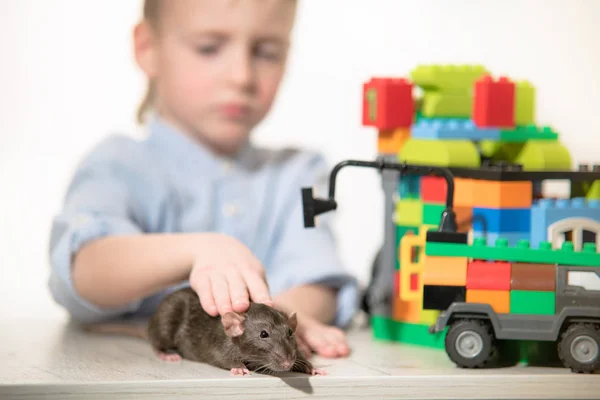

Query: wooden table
left=1, top=316, right=598, bottom=399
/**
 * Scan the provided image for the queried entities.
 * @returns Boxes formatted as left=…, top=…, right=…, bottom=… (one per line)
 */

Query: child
left=48, top=0, right=357, bottom=358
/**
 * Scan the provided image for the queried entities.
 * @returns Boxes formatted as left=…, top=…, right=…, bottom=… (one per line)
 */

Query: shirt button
left=222, top=203, right=239, bottom=217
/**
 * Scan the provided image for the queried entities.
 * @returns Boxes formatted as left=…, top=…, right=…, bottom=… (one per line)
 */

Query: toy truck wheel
left=445, top=319, right=496, bottom=368
left=558, top=323, right=600, bottom=373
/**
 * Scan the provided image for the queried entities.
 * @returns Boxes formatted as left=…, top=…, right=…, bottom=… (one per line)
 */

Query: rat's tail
left=82, top=322, right=149, bottom=340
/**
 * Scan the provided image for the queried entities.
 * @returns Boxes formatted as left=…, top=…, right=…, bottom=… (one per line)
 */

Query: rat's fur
left=83, top=287, right=317, bottom=375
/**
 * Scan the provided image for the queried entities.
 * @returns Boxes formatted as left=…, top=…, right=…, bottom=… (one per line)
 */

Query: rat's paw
left=157, top=352, right=182, bottom=362
left=311, top=368, right=327, bottom=376
left=230, top=367, right=251, bottom=376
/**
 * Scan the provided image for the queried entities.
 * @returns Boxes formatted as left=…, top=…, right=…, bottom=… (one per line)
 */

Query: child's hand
left=189, top=233, right=273, bottom=316
left=296, top=316, right=350, bottom=359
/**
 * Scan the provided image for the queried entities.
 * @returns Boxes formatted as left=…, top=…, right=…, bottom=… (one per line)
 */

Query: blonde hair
left=136, top=0, right=162, bottom=124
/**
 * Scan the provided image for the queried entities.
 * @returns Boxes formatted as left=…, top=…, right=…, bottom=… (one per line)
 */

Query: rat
left=83, top=287, right=326, bottom=376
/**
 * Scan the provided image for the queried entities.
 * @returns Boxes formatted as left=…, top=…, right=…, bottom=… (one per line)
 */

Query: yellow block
left=423, top=255, right=468, bottom=286
left=399, top=226, right=432, bottom=301
left=420, top=309, right=440, bottom=325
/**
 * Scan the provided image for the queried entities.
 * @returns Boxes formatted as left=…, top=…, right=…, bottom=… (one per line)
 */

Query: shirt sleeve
left=265, top=151, right=359, bottom=328
left=48, top=143, right=148, bottom=323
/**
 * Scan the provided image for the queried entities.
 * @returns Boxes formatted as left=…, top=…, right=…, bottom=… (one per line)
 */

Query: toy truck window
left=567, top=271, right=600, bottom=291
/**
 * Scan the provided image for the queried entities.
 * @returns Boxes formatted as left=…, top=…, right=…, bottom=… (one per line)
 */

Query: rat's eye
left=288, top=328, right=293, bottom=336
left=260, top=330, right=269, bottom=338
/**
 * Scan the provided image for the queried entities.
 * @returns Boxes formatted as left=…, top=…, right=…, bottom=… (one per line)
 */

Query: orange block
left=378, top=128, right=410, bottom=154
left=423, top=255, right=468, bottom=286
left=466, top=289, right=510, bottom=313
left=393, top=297, right=422, bottom=323
left=472, top=180, right=533, bottom=208
left=454, top=178, right=474, bottom=207
left=455, top=206, right=473, bottom=233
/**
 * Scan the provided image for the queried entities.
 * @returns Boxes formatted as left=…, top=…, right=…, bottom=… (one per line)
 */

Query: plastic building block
left=471, top=180, right=533, bottom=208
left=514, top=81, right=535, bottom=125
left=425, top=238, right=600, bottom=267
left=399, top=174, right=420, bottom=199
left=377, top=128, right=410, bottom=154
left=371, top=315, right=446, bottom=348
left=425, top=231, right=469, bottom=244
left=410, top=64, right=489, bottom=91
left=472, top=207, right=531, bottom=233
left=515, top=140, right=572, bottom=171
left=394, top=199, right=423, bottom=226
left=396, top=225, right=419, bottom=270
left=420, top=176, right=445, bottom=203
left=393, top=296, right=422, bottom=323
left=466, top=289, right=510, bottom=313
left=473, top=75, right=516, bottom=128
left=423, top=285, right=466, bottom=310
left=421, top=92, right=473, bottom=118
left=510, top=262, right=556, bottom=291
left=411, top=118, right=499, bottom=140
left=363, top=78, right=414, bottom=130
left=423, top=203, right=445, bottom=225
left=420, top=309, right=440, bottom=325
left=454, top=178, right=474, bottom=207
left=499, top=125, right=558, bottom=142
left=471, top=231, right=530, bottom=246
left=423, top=255, right=468, bottom=286
left=510, top=290, right=555, bottom=315
left=531, top=198, right=600, bottom=250
left=587, top=180, right=600, bottom=200
left=467, top=260, right=511, bottom=290
left=399, top=227, right=432, bottom=301
left=398, top=139, right=480, bottom=168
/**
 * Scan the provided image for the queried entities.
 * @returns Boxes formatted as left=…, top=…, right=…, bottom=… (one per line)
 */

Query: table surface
left=1, top=316, right=598, bottom=399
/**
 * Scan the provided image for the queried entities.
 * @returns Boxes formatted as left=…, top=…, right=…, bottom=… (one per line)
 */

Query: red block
left=473, top=75, right=515, bottom=128
left=421, top=176, right=446, bottom=203
left=467, top=260, right=511, bottom=290
left=362, top=77, right=414, bottom=130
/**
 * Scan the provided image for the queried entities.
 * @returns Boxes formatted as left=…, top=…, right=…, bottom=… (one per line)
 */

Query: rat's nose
left=281, top=360, right=292, bottom=370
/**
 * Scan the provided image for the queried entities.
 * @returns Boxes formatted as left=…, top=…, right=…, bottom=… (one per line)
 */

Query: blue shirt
left=48, top=115, right=358, bottom=327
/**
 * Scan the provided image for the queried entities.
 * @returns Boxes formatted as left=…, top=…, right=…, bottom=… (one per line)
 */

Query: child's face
left=137, top=0, right=296, bottom=154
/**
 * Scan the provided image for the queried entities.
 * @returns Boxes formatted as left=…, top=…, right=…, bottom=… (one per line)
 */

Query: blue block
left=411, top=118, right=500, bottom=140
left=399, top=174, right=420, bottom=199
left=472, top=231, right=530, bottom=246
left=531, top=197, right=600, bottom=249
left=472, top=207, right=531, bottom=233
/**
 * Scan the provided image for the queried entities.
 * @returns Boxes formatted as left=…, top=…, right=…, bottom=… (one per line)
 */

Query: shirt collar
left=144, top=113, right=255, bottom=180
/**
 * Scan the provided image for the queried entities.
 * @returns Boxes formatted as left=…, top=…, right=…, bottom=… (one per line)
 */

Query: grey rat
left=83, top=287, right=326, bottom=376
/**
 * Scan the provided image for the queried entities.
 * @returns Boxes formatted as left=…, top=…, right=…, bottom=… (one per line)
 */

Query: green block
left=423, top=203, right=445, bottom=225
left=396, top=225, right=419, bottom=270
left=410, top=64, right=489, bottom=91
left=425, top=238, right=600, bottom=267
left=515, top=140, right=571, bottom=171
left=499, top=125, right=558, bottom=142
left=394, top=199, right=423, bottom=226
left=422, top=92, right=472, bottom=118
left=371, top=315, right=446, bottom=349
left=399, top=139, right=480, bottom=168
left=478, top=141, right=525, bottom=163
left=510, top=290, right=555, bottom=315
left=514, top=81, right=535, bottom=125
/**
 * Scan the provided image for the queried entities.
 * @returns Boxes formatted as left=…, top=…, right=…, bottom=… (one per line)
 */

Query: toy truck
left=302, top=158, right=600, bottom=373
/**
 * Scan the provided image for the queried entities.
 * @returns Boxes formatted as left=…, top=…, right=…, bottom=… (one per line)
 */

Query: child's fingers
left=242, top=267, right=273, bottom=306
left=226, top=269, right=250, bottom=313
left=211, top=273, right=233, bottom=315
left=192, top=274, right=218, bottom=317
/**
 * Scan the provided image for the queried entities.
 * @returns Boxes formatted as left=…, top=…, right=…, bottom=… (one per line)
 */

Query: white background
left=1, top=0, right=599, bottom=319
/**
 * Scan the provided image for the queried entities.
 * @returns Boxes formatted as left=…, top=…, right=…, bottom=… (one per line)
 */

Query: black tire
left=557, top=323, right=600, bottom=373
left=445, top=319, right=496, bottom=368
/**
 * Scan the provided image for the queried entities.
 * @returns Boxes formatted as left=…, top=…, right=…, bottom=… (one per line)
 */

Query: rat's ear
left=222, top=312, right=246, bottom=337
left=288, top=312, right=298, bottom=333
